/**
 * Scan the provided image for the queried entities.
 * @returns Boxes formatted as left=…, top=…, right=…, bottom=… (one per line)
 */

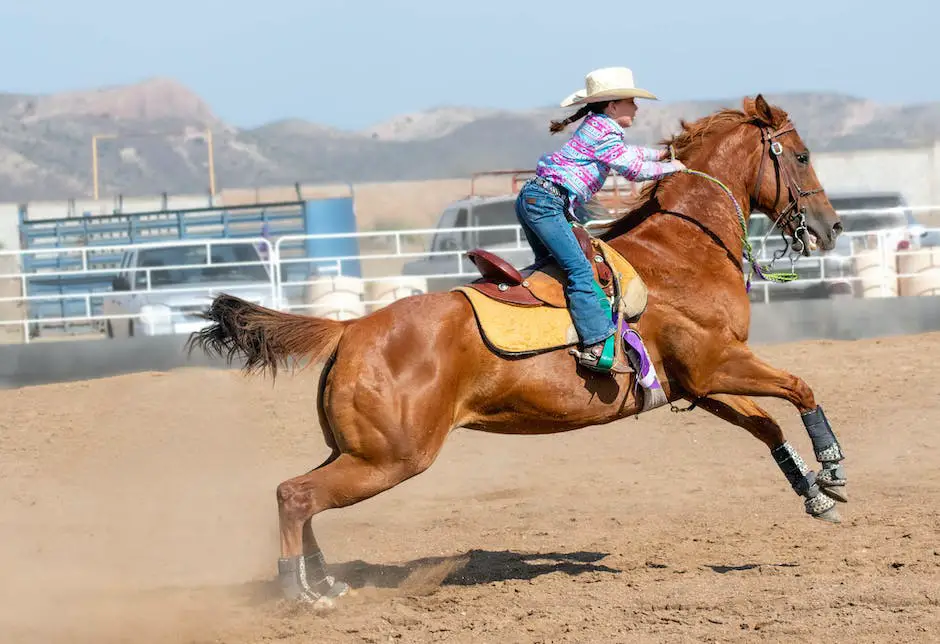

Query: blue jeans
left=514, top=181, right=616, bottom=346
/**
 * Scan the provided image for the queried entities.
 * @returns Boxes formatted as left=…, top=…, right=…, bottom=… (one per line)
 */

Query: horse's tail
left=186, top=293, right=347, bottom=379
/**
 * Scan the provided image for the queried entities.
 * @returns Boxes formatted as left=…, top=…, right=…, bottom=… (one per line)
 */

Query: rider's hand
left=670, top=159, right=687, bottom=172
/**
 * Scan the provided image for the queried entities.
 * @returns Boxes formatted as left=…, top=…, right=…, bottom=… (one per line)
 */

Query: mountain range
left=1, top=77, right=938, bottom=202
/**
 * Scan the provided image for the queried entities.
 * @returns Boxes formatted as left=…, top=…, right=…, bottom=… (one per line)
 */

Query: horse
left=187, top=94, right=847, bottom=608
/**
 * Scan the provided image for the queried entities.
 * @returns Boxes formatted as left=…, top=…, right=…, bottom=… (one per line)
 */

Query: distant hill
left=1, top=77, right=938, bottom=202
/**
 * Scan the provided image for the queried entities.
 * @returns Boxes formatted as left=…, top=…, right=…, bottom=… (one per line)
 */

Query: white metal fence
left=1, top=207, right=939, bottom=343
left=0, top=238, right=277, bottom=343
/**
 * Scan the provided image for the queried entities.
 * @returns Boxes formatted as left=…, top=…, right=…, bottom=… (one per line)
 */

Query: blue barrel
left=302, top=197, right=362, bottom=278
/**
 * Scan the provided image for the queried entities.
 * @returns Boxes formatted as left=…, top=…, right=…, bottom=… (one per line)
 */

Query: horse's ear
left=753, top=94, right=776, bottom=126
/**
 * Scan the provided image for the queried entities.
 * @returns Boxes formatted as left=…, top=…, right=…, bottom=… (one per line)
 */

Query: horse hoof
left=812, top=506, right=841, bottom=524
left=283, top=591, right=336, bottom=611
left=324, top=578, right=351, bottom=599
left=279, top=558, right=350, bottom=609
left=820, top=485, right=848, bottom=503
left=804, top=492, right=839, bottom=523
left=309, top=594, right=336, bottom=611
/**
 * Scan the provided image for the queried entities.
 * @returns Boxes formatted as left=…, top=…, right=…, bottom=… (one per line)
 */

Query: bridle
left=750, top=120, right=824, bottom=254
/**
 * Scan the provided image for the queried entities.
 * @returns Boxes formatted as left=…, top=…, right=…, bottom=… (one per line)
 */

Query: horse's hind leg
left=696, top=393, right=840, bottom=523
left=691, top=345, right=848, bottom=504
left=273, top=452, right=343, bottom=605
left=275, top=450, right=439, bottom=607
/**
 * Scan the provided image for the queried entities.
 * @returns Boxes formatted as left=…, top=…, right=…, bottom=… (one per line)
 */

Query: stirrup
left=570, top=335, right=616, bottom=373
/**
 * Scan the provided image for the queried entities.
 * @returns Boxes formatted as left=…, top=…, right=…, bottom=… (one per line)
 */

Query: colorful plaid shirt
left=536, top=113, right=683, bottom=206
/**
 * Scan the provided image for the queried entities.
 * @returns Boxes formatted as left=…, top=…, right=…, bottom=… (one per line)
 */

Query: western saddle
left=464, top=225, right=615, bottom=308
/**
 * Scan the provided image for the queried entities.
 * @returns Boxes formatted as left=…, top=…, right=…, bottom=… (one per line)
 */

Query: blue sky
left=1, top=0, right=935, bottom=130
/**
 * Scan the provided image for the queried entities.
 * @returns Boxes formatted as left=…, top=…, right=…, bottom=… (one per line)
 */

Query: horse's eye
left=796, top=151, right=810, bottom=164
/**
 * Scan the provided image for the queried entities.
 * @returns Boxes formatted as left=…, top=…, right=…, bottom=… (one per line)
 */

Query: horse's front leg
left=696, top=393, right=840, bottom=522
left=687, top=344, right=847, bottom=504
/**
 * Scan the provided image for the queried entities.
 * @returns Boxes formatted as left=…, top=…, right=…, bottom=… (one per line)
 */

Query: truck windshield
left=473, top=201, right=518, bottom=248
left=135, top=244, right=270, bottom=287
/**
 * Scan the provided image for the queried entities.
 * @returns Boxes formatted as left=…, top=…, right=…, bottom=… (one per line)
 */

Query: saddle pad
left=454, top=240, right=649, bottom=356
left=454, top=286, right=580, bottom=356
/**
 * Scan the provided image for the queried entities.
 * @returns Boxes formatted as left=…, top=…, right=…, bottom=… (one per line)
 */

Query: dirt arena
left=2, top=331, right=939, bottom=643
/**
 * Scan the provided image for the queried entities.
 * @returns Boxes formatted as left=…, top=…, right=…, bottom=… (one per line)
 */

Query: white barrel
left=364, top=276, right=428, bottom=312
left=302, top=274, right=366, bottom=320
left=853, top=248, right=898, bottom=298
left=897, top=247, right=940, bottom=297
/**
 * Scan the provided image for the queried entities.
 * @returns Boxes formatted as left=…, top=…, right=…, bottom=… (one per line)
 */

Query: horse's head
left=744, top=94, right=842, bottom=255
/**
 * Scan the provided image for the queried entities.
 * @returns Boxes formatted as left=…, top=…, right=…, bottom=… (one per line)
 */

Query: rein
left=682, top=169, right=797, bottom=291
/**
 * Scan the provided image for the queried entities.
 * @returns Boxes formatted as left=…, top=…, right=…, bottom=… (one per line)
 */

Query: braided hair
left=549, top=101, right=610, bottom=134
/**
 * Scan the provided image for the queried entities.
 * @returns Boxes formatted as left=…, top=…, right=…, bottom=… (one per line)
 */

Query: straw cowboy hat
left=560, top=67, right=658, bottom=107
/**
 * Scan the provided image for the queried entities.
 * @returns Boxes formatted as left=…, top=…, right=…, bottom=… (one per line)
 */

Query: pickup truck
left=403, top=188, right=937, bottom=302
left=101, top=240, right=276, bottom=339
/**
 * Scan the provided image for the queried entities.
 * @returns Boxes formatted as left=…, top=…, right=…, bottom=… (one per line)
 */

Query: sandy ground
left=1, top=332, right=939, bottom=643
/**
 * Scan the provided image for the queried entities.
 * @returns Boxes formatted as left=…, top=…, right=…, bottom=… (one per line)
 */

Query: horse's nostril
left=832, top=222, right=844, bottom=236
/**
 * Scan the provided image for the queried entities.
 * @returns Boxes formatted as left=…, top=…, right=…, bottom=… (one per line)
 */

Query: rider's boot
left=578, top=334, right=616, bottom=373
left=574, top=279, right=617, bottom=373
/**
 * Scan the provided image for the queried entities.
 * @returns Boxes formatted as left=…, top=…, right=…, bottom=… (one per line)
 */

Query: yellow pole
left=206, top=128, right=217, bottom=198
left=92, top=135, right=100, bottom=200
left=92, top=134, right=116, bottom=200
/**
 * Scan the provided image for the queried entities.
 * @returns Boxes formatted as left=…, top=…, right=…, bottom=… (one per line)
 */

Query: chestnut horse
left=188, top=95, right=847, bottom=608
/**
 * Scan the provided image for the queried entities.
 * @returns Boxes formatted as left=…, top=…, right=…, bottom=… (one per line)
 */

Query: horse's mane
left=640, top=108, right=753, bottom=201
left=598, top=97, right=789, bottom=240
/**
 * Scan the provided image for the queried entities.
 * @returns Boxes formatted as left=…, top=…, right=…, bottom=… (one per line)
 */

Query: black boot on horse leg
left=276, top=516, right=351, bottom=608
left=801, top=406, right=847, bottom=502
left=276, top=519, right=350, bottom=608
left=771, top=441, right=839, bottom=522
left=277, top=549, right=350, bottom=609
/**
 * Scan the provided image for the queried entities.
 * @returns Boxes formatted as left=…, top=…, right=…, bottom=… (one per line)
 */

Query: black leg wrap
left=303, top=550, right=349, bottom=600
left=303, top=550, right=329, bottom=586
left=771, top=442, right=836, bottom=517
left=278, top=556, right=328, bottom=605
left=771, top=442, right=816, bottom=497
left=801, top=406, right=844, bottom=464
left=802, top=406, right=847, bottom=496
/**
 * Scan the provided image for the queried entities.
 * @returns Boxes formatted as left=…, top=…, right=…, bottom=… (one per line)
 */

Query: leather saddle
left=465, top=225, right=615, bottom=308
